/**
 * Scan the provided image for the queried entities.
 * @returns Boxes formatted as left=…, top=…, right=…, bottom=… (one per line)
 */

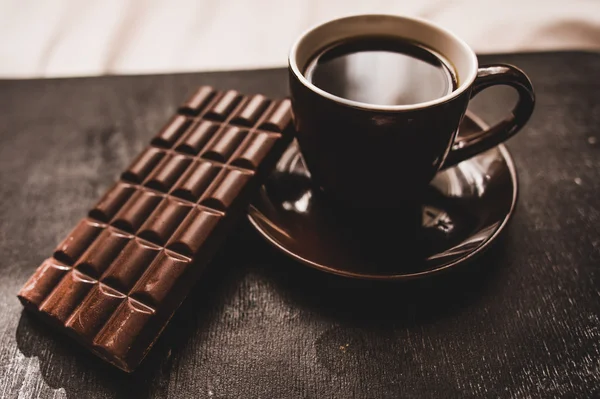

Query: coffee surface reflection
left=305, top=38, right=457, bottom=106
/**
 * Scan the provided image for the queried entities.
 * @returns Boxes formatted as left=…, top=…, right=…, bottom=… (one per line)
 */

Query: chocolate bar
left=17, top=87, right=293, bottom=372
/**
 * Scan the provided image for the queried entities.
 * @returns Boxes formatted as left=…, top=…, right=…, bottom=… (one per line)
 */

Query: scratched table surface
left=0, top=52, right=598, bottom=399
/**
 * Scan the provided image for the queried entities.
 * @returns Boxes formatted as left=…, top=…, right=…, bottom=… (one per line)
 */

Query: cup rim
left=288, top=14, right=479, bottom=112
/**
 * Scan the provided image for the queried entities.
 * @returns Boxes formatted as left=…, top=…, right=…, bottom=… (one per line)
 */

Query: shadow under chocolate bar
left=17, top=87, right=293, bottom=372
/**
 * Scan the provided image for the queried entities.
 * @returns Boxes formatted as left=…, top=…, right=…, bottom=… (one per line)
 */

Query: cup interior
left=289, top=14, right=478, bottom=111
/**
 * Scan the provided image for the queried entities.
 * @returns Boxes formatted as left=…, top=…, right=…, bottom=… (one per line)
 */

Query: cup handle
left=441, top=64, right=535, bottom=168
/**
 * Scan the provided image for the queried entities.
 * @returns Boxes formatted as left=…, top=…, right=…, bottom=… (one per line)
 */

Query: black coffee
left=305, top=38, right=457, bottom=106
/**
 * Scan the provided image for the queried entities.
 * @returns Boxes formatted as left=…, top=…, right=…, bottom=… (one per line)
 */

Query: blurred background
left=1, top=0, right=599, bottom=78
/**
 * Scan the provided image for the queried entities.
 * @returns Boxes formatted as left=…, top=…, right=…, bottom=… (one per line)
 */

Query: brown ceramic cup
left=288, top=14, right=535, bottom=209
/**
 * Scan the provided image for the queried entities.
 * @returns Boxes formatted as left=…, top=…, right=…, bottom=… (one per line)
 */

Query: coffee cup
left=288, top=14, right=534, bottom=209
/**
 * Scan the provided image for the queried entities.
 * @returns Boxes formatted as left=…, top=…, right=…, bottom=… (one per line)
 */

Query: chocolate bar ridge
left=17, top=87, right=293, bottom=372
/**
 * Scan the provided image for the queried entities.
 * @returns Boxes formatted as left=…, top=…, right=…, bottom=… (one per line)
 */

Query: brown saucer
left=247, top=113, right=517, bottom=280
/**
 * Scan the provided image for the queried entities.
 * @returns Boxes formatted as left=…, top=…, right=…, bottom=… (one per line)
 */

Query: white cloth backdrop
left=1, top=0, right=599, bottom=78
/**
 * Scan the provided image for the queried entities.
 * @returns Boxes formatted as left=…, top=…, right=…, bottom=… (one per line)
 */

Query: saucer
left=247, top=112, right=517, bottom=280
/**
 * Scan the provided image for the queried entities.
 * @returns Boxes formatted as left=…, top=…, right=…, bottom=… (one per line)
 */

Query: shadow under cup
left=288, top=14, right=534, bottom=212
left=327, top=199, right=427, bottom=266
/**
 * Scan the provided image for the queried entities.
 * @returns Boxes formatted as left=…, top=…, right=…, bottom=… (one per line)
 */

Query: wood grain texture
left=0, top=52, right=599, bottom=398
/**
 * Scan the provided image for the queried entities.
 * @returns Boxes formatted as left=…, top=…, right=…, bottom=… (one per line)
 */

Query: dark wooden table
left=0, top=52, right=598, bottom=399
